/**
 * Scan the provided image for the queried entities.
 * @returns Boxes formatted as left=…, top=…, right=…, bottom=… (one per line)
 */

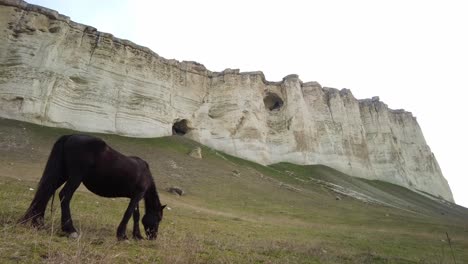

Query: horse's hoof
left=68, top=232, right=79, bottom=239
left=31, top=217, right=45, bottom=228
left=133, top=234, right=144, bottom=240
left=117, top=235, right=128, bottom=241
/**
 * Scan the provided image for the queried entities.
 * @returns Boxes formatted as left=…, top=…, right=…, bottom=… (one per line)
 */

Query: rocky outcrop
left=0, top=0, right=453, bottom=201
left=188, top=147, right=202, bottom=159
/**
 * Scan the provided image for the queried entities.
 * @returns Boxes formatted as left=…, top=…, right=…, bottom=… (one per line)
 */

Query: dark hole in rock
left=172, top=119, right=190, bottom=136
left=49, top=26, right=61, bottom=33
left=263, top=93, right=284, bottom=111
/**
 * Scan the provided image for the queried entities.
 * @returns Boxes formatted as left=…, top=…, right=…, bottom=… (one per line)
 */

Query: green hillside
left=0, top=117, right=467, bottom=263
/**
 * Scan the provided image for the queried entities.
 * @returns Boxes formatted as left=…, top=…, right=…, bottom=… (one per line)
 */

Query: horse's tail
left=19, top=135, right=71, bottom=225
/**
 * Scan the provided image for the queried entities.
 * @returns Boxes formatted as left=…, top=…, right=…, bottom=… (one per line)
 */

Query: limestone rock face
left=0, top=0, right=453, bottom=201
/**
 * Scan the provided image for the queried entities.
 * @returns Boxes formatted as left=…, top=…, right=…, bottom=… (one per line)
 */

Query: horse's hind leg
left=31, top=176, right=67, bottom=227
left=132, top=203, right=143, bottom=240
left=59, top=173, right=83, bottom=237
left=117, top=192, right=144, bottom=240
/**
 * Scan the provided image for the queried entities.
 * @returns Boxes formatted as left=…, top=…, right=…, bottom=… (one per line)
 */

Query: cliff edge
left=0, top=0, right=453, bottom=201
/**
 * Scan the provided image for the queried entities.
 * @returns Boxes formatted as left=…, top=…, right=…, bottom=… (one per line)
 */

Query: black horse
left=19, top=134, right=165, bottom=240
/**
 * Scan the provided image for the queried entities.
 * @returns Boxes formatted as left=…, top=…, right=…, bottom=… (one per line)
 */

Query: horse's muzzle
left=147, top=232, right=158, bottom=240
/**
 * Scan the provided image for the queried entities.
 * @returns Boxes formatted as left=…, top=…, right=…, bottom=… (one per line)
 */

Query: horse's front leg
left=132, top=203, right=143, bottom=240
left=59, top=174, right=82, bottom=238
left=117, top=193, right=144, bottom=240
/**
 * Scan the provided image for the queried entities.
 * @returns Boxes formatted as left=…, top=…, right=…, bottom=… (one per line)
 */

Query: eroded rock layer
left=0, top=0, right=453, bottom=201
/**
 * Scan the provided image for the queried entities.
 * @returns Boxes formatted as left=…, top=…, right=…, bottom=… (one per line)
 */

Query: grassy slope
left=0, top=118, right=467, bottom=263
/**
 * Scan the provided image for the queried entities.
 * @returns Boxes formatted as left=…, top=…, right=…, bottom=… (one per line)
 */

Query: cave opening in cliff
left=172, top=119, right=191, bottom=136
left=263, top=93, right=284, bottom=111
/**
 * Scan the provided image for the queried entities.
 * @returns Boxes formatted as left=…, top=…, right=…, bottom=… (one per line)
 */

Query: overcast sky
left=27, top=0, right=468, bottom=207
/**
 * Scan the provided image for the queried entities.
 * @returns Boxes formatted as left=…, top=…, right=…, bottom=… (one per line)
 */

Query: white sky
left=27, top=0, right=468, bottom=207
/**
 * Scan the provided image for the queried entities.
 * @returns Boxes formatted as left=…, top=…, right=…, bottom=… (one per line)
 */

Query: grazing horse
left=19, top=134, right=165, bottom=240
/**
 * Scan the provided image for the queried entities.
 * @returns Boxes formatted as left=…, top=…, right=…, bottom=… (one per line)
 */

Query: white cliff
left=0, top=0, right=453, bottom=201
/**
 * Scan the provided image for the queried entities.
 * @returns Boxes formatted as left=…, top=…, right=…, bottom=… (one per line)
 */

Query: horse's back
left=65, top=134, right=106, bottom=151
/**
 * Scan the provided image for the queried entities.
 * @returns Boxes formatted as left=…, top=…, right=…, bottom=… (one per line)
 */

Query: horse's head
left=142, top=204, right=166, bottom=240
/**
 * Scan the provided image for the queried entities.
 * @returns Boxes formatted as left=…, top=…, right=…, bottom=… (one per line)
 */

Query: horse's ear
left=161, top=204, right=167, bottom=210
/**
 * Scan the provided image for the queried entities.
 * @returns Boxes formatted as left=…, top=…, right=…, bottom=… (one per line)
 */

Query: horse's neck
left=144, top=183, right=161, bottom=213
